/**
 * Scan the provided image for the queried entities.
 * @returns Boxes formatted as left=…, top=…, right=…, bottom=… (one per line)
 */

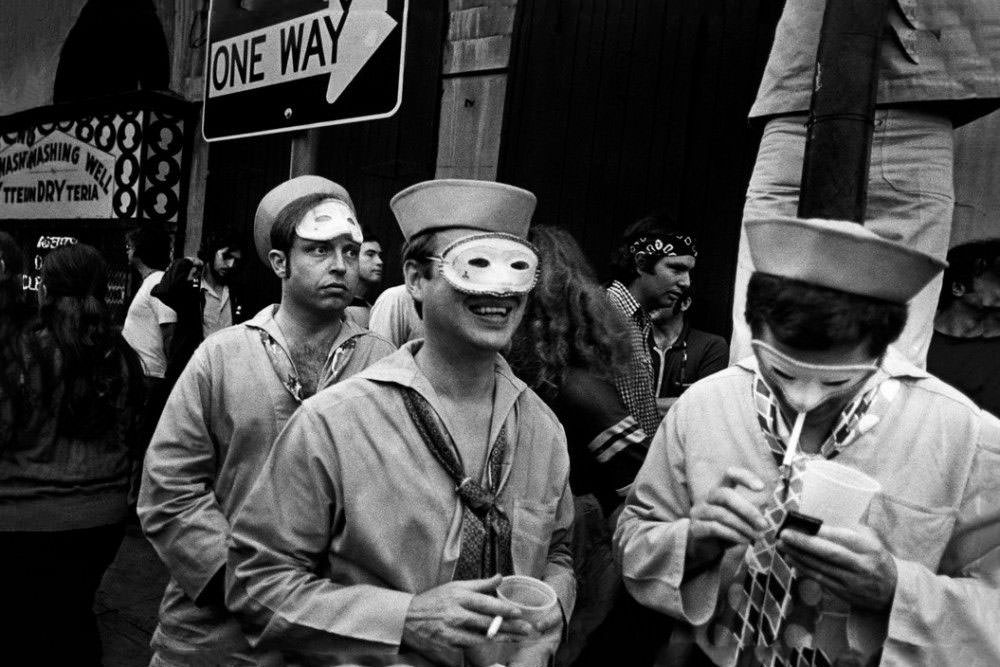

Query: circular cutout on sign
left=115, top=188, right=137, bottom=218
left=75, top=116, right=94, bottom=142
left=95, top=116, right=117, bottom=151
left=142, top=185, right=178, bottom=221
left=117, top=118, right=143, bottom=152
left=148, top=120, right=182, bottom=154
left=148, top=156, right=179, bottom=186
left=116, top=153, right=140, bottom=189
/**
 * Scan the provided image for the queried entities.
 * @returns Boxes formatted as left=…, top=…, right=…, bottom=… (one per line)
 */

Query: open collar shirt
left=200, top=279, right=232, bottom=338
left=615, top=347, right=1000, bottom=666
left=227, top=341, right=576, bottom=664
left=138, top=306, right=394, bottom=664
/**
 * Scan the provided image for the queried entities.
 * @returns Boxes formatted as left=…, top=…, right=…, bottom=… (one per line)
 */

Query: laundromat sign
left=0, top=130, right=116, bottom=218
left=0, top=94, right=190, bottom=224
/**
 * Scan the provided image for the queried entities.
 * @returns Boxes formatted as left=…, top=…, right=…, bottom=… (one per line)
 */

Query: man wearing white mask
left=227, top=179, right=575, bottom=666
left=139, top=176, right=394, bottom=666
left=615, top=215, right=1000, bottom=666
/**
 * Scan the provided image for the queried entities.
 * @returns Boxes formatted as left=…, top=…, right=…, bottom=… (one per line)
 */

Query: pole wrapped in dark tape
left=798, top=0, right=890, bottom=223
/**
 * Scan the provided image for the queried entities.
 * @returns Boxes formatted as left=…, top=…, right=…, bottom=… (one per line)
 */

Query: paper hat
left=254, top=175, right=355, bottom=263
left=390, top=179, right=536, bottom=241
left=745, top=215, right=946, bottom=304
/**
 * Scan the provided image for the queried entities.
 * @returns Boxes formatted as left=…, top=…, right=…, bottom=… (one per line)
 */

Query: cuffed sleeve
left=138, top=347, right=228, bottom=603
left=614, top=406, right=722, bottom=625
left=227, top=405, right=413, bottom=650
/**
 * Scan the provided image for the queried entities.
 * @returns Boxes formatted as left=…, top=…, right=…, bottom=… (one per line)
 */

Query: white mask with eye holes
left=295, top=199, right=363, bottom=244
left=751, top=340, right=879, bottom=414
left=431, top=233, right=540, bottom=297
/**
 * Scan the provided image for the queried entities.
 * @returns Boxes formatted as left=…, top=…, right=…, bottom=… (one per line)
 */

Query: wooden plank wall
left=498, top=0, right=786, bottom=339
left=437, top=0, right=518, bottom=179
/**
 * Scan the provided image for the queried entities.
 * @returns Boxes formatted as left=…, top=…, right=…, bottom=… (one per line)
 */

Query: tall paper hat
left=745, top=216, right=946, bottom=304
left=390, top=179, right=536, bottom=241
left=253, top=175, right=355, bottom=264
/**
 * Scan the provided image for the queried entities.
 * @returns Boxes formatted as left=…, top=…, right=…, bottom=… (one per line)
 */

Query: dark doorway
left=498, top=0, right=785, bottom=338
left=54, top=0, right=171, bottom=104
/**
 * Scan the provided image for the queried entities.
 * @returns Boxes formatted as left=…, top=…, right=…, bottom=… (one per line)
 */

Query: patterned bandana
left=401, top=388, right=513, bottom=579
left=627, top=233, right=698, bottom=263
left=718, top=372, right=900, bottom=667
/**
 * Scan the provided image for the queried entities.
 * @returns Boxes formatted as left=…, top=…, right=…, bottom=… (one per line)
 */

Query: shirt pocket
left=867, top=493, right=957, bottom=567
left=511, top=499, right=557, bottom=577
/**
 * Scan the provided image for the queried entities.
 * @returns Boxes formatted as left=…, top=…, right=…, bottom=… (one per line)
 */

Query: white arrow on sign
left=207, top=0, right=397, bottom=103
left=323, top=0, right=395, bottom=102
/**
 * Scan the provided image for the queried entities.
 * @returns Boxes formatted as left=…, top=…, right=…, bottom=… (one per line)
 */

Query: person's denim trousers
left=730, top=108, right=954, bottom=367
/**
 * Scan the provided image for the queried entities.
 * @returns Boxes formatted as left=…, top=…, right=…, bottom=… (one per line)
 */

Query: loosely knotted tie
left=402, top=388, right=513, bottom=579
left=721, top=374, right=896, bottom=667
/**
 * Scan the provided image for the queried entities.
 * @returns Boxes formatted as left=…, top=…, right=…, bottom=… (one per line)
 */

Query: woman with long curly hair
left=0, top=242, right=144, bottom=666
left=509, top=225, right=649, bottom=512
left=509, top=226, right=669, bottom=667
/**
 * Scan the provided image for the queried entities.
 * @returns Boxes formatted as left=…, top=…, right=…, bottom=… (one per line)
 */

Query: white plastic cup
left=797, top=459, right=881, bottom=528
left=467, top=576, right=559, bottom=666
left=496, top=575, right=558, bottom=629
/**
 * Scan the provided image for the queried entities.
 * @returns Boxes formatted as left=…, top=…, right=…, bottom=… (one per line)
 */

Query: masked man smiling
left=138, top=176, right=394, bottom=666
left=615, top=216, right=1000, bottom=666
left=227, top=179, right=575, bottom=666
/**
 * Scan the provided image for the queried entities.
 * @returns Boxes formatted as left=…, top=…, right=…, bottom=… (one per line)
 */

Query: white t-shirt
left=368, top=284, right=423, bottom=348
left=122, top=270, right=177, bottom=379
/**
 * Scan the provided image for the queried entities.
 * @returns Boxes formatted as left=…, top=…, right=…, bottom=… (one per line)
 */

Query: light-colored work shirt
left=201, top=280, right=232, bottom=338
left=615, top=348, right=1000, bottom=667
left=368, top=284, right=424, bottom=347
left=227, top=341, right=576, bottom=665
left=138, top=306, right=394, bottom=666
left=750, top=0, right=1000, bottom=125
left=122, top=270, right=176, bottom=378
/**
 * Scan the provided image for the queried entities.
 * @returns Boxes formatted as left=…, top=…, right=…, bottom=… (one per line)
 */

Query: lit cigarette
left=486, top=615, right=503, bottom=639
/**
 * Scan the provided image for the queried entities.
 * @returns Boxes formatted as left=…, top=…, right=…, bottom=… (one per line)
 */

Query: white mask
left=295, top=199, right=363, bottom=244
left=432, top=233, right=539, bottom=297
left=751, top=340, right=878, bottom=413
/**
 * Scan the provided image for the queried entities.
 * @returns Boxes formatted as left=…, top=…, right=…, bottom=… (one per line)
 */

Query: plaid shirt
left=606, top=281, right=662, bottom=436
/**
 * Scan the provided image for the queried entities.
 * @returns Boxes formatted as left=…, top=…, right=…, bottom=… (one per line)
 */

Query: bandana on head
left=628, top=234, right=698, bottom=266
left=432, top=232, right=540, bottom=297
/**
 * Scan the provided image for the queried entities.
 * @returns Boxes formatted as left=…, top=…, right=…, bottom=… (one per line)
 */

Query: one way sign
left=202, top=0, right=408, bottom=141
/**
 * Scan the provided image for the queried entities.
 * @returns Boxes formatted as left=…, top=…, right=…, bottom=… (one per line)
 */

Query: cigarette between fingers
left=485, top=615, right=503, bottom=639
